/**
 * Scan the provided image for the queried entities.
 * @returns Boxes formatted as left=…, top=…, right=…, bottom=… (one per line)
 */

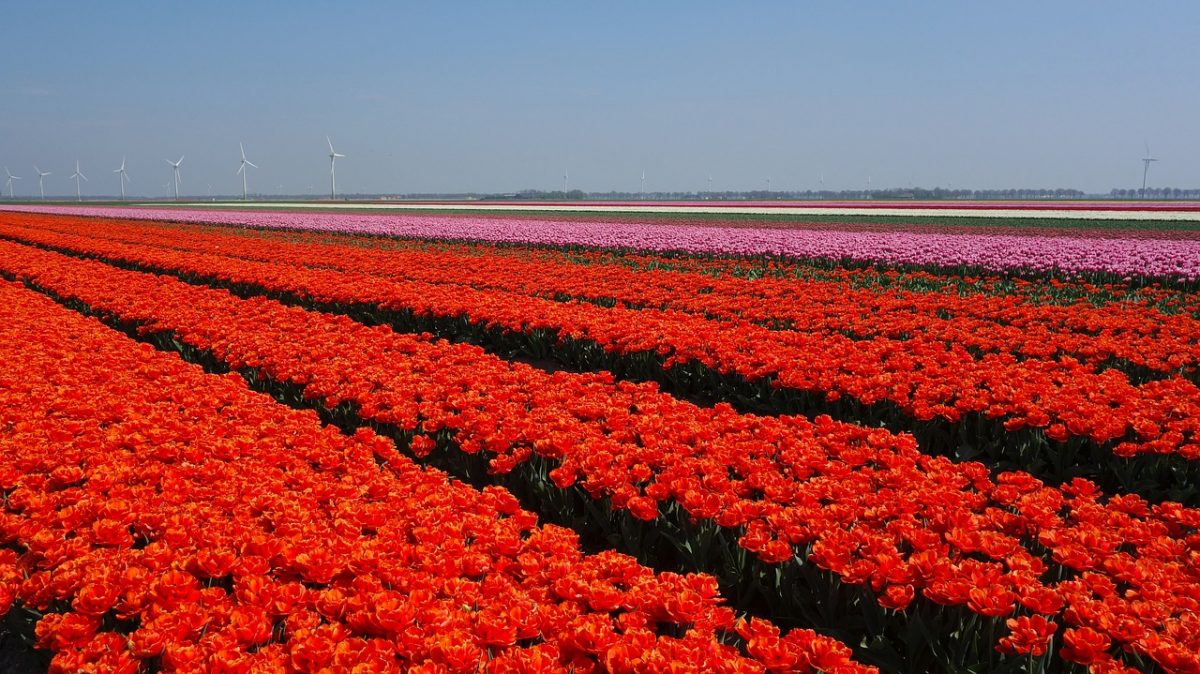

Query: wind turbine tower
left=4, top=168, right=21, bottom=198
left=113, top=157, right=130, bottom=201
left=327, top=137, right=345, bottom=199
left=640, top=169, right=645, bottom=198
left=34, top=166, right=50, bottom=200
left=165, top=156, right=184, bottom=200
left=69, top=161, right=87, bottom=201
left=237, top=143, right=258, bottom=200
left=1141, top=144, right=1158, bottom=199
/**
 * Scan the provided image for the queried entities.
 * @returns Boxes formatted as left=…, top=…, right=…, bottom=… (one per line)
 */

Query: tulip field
left=1, top=206, right=1199, bottom=674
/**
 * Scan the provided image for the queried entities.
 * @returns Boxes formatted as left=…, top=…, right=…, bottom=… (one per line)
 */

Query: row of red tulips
left=2, top=239, right=1196, bottom=673
left=2, top=216, right=1197, bottom=489
left=0, top=278, right=868, bottom=673
left=543, top=242, right=1198, bottom=309
left=556, top=244, right=1200, bottom=318
left=21, top=213, right=1200, bottom=379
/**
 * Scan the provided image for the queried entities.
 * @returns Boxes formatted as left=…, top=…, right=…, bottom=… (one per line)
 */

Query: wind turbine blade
left=79, top=172, right=88, bottom=181
left=237, top=164, right=244, bottom=175
left=334, top=153, right=345, bottom=158
left=178, top=156, right=185, bottom=165
left=327, top=136, right=335, bottom=153
left=245, top=160, right=258, bottom=169
left=166, top=159, right=174, bottom=166
left=240, top=143, right=246, bottom=160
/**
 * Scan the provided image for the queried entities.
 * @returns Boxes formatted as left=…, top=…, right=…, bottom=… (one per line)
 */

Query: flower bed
left=0, top=279, right=865, bottom=673
left=2, top=240, right=1197, bottom=673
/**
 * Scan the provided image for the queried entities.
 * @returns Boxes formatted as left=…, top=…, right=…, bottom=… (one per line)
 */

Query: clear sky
left=1, top=1, right=1197, bottom=197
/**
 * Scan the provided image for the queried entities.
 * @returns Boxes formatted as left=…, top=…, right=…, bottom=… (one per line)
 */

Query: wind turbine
left=563, top=168, right=569, bottom=193
left=113, top=157, right=130, bottom=201
left=1141, top=143, right=1158, bottom=199
left=327, top=136, right=345, bottom=199
left=4, top=168, right=21, bottom=198
left=640, top=169, right=645, bottom=198
left=34, top=165, right=51, bottom=200
left=69, top=161, right=87, bottom=201
left=237, top=143, right=258, bottom=200
left=707, top=174, right=713, bottom=194
left=165, top=156, right=184, bottom=200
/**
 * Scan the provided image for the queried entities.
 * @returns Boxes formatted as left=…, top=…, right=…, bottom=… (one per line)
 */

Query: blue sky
left=1, top=1, right=1197, bottom=196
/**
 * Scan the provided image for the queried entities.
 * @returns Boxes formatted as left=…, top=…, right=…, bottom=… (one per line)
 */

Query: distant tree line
left=482, top=188, right=1096, bottom=201
left=484, top=190, right=589, bottom=200
left=1109, top=187, right=1200, bottom=199
left=402, top=187, right=1200, bottom=201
